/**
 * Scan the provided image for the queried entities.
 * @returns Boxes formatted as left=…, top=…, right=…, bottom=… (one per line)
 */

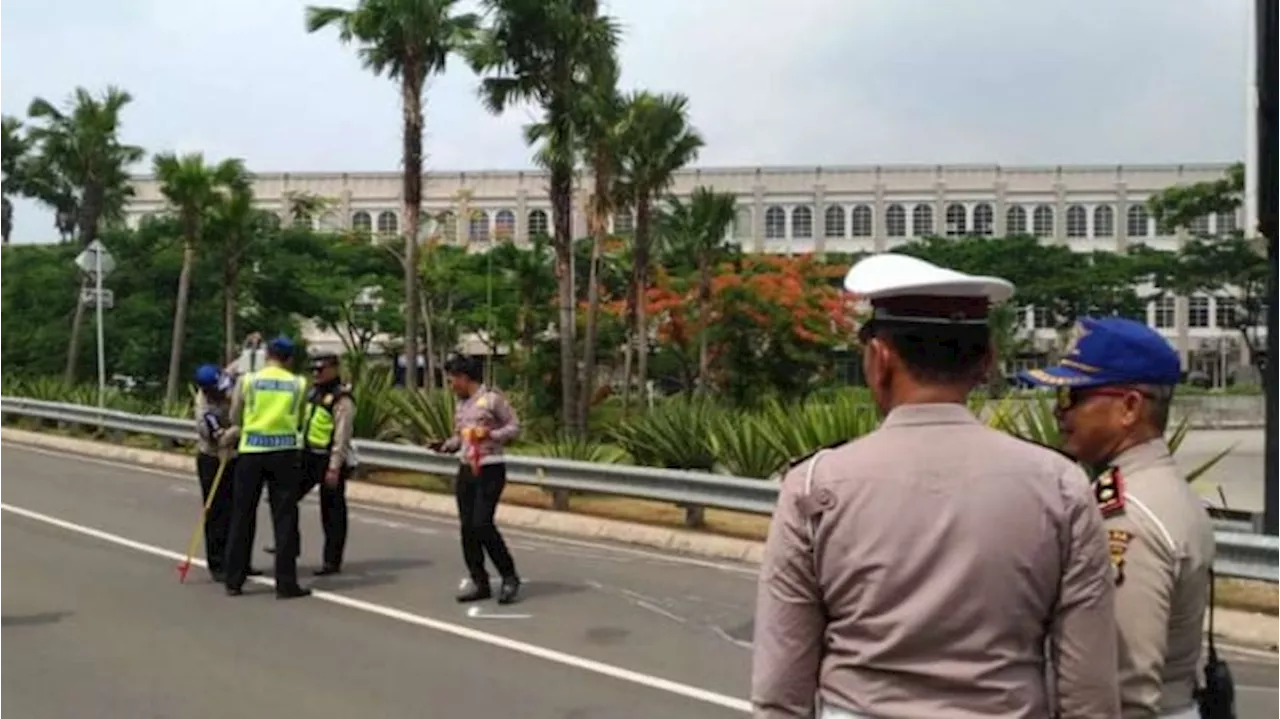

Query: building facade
left=125, top=162, right=1263, bottom=383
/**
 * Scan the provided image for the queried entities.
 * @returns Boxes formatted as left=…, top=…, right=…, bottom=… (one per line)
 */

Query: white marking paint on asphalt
left=465, top=605, right=533, bottom=620
left=712, top=626, right=754, bottom=651
left=4, top=444, right=759, bottom=576
left=0, top=502, right=752, bottom=714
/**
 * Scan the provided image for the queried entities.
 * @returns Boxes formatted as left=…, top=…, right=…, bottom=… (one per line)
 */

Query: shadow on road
left=2, top=610, right=73, bottom=628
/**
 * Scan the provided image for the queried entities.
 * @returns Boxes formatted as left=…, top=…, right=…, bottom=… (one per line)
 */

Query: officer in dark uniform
left=296, top=351, right=357, bottom=576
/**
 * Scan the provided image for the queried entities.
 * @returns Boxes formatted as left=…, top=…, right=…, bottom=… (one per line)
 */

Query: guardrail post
left=682, top=503, right=706, bottom=528
left=547, top=488, right=571, bottom=511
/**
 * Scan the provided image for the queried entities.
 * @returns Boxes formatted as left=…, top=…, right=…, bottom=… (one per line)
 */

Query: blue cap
left=194, top=364, right=222, bottom=388
left=1018, top=317, right=1181, bottom=388
left=267, top=335, right=295, bottom=357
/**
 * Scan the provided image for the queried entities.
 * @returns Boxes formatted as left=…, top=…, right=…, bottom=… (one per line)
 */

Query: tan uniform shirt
left=1099, top=439, right=1215, bottom=718
left=194, top=391, right=239, bottom=458
left=751, top=403, right=1120, bottom=719
left=323, top=394, right=356, bottom=472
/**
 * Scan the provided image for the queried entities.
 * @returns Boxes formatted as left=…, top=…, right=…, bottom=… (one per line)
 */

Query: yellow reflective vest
left=237, top=365, right=306, bottom=454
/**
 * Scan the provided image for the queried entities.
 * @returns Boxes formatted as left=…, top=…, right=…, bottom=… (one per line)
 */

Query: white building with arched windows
left=124, top=162, right=1266, bottom=384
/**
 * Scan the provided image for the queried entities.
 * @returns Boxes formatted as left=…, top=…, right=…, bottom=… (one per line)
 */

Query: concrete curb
left=0, top=428, right=765, bottom=566
left=3, top=428, right=1273, bottom=652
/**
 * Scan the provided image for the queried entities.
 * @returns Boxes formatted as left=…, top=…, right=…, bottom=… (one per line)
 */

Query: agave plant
left=514, top=432, right=630, bottom=464
left=754, top=393, right=881, bottom=465
left=609, top=397, right=722, bottom=471
left=708, top=411, right=789, bottom=479
left=348, top=364, right=399, bottom=441
left=390, top=388, right=456, bottom=446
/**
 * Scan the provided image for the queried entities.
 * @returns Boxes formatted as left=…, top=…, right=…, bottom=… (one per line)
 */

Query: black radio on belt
left=1195, top=569, right=1236, bottom=719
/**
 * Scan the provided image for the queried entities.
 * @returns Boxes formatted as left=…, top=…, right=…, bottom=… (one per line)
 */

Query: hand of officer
left=470, top=426, right=489, bottom=440
left=324, top=467, right=340, bottom=487
left=427, top=440, right=445, bottom=453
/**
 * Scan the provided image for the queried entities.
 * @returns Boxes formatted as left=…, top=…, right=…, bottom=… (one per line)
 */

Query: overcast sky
left=0, top=0, right=1253, bottom=243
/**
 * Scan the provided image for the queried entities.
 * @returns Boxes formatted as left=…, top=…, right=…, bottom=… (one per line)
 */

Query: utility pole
left=1257, top=0, right=1278, bottom=534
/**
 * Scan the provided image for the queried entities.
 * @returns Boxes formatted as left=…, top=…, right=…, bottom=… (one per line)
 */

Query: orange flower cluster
left=603, top=254, right=858, bottom=350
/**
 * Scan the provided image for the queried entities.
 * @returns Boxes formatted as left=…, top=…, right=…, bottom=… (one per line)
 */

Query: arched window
left=376, top=211, right=398, bottom=235
left=764, top=206, right=786, bottom=239
left=494, top=209, right=515, bottom=239
left=885, top=204, right=906, bottom=237
left=791, top=206, right=813, bottom=238
left=1188, top=214, right=1211, bottom=236
left=945, top=203, right=967, bottom=236
left=823, top=205, right=845, bottom=238
left=528, top=209, right=549, bottom=238
left=1006, top=205, right=1027, bottom=235
left=469, top=210, right=490, bottom=242
left=1066, top=205, right=1088, bottom=238
left=1127, top=205, right=1150, bottom=237
left=351, top=211, right=372, bottom=233
left=972, top=203, right=994, bottom=236
left=437, top=211, right=457, bottom=243
left=1093, top=205, right=1114, bottom=237
left=912, top=204, right=933, bottom=236
left=850, top=205, right=873, bottom=237
left=1032, top=205, right=1054, bottom=238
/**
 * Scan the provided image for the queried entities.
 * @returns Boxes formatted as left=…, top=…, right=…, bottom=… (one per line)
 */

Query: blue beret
left=194, top=364, right=222, bottom=388
left=267, top=335, right=296, bottom=357
left=1018, top=317, right=1181, bottom=388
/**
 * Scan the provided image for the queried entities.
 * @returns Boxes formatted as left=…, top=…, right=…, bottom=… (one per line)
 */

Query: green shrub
left=389, top=388, right=455, bottom=445
left=609, top=396, right=721, bottom=471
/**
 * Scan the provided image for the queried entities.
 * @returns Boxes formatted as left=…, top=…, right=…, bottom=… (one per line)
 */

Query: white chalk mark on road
left=466, top=605, right=533, bottom=620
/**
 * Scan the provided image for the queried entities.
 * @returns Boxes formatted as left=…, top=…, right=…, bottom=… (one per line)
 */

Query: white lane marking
left=3, top=444, right=759, bottom=576
left=712, top=626, right=754, bottom=651
left=466, top=605, right=533, bottom=620
left=0, top=502, right=752, bottom=714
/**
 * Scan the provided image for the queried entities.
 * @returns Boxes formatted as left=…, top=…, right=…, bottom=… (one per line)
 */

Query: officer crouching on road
left=1019, top=317, right=1224, bottom=719
left=223, top=335, right=311, bottom=600
left=752, top=254, right=1121, bottom=719
left=295, top=351, right=357, bottom=576
left=431, top=355, right=522, bottom=605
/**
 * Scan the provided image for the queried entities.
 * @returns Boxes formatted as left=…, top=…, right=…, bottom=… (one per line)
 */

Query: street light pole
left=95, top=245, right=107, bottom=410
left=1257, top=0, right=1278, bottom=535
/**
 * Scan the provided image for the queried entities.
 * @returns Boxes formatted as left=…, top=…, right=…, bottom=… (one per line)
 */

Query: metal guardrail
left=2, top=396, right=1275, bottom=583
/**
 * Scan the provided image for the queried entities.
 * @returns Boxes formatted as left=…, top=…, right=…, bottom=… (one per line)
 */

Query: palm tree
left=306, top=0, right=480, bottom=392
left=469, top=0, right=620, bottom=433
left=207, top=170, right=274, bottom=363
left=658, top=187, right=736, bottom=391
left=153, top=152, right=246, bottom=403
left=615, top=92, right=703, bottom=409
left=23, top=86, right=145, bottom=383
left=2, top=116, right=32, bottom=245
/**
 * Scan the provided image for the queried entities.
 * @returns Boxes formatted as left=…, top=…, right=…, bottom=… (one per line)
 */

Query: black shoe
left=497, top=576, right=522, bottom=605
left=209, top=569, right=226, bottom=583
left=225, top=586, right=243, bottom=597
left=276, top=585, right=312, bottom=600
left=313, top=565, right=341, bottom=577
left=247, top=567, right=264, bottom=577
left=263, top=546, right=276, bottom=554
left=456, top=581, right=492, bottom=603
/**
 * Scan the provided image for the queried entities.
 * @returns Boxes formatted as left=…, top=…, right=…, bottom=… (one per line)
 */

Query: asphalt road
left=1178, top=429, right=1269, bottom=513
left=2, top=445, right=1276, bottom=718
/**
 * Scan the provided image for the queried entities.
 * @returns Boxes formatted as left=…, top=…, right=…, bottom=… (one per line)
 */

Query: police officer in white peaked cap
left=751, top=253, right=1121, bottom=719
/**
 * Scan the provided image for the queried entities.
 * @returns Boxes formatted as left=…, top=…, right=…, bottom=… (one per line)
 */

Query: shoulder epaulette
left=1094, top=466, right=1126, bottom=517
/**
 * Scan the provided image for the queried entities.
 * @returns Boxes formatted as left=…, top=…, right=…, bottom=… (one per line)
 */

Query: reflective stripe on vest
left=237, top=366, right=305, bottom=454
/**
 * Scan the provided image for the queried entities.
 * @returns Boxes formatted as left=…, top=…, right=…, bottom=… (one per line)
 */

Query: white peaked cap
left=843, top=253, right=1015, bottom=303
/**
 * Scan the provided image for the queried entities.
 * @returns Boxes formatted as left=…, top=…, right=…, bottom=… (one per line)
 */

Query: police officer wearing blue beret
left=1020, top=317, right=1219, bottom=719
left=193, top=364, right=239, bottom=582
left=223, top=335, right=311, bottom=599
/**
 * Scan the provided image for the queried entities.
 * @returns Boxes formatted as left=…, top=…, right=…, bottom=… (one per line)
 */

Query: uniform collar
left=1108, top=436, right=1175, bottom=474
left=880, top=402, right=980, bottom=429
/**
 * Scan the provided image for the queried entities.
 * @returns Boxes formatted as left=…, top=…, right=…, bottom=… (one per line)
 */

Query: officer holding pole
left=222, top=335, right=311, bottom=599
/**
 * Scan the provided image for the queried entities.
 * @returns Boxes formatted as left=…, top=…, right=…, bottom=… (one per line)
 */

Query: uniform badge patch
left=1107, top=529, right=1132, bottom=586
left=1094, top=467, right=1126, bottom=517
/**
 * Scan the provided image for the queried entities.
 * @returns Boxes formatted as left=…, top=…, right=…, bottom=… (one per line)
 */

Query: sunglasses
left=1055, top=386, right=1153, bottom=412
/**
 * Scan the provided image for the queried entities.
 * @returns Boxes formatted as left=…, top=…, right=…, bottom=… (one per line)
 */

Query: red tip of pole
left=176, top=562, right=190, bottom=583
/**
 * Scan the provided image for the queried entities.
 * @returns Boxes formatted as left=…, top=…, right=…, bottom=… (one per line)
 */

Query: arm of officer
left=751, top=464, right=824, bottom=718
left=1110, top=509, right=1175, bottom=716
left=228, top=377, right=246, bottom=429
left=328, top=395, right=356, bottom=471
left=194, top=395, right=216, bottom=442
left=486, top=392, right=520, bottom=445
left=1051, top=463, right=1121, bottom=719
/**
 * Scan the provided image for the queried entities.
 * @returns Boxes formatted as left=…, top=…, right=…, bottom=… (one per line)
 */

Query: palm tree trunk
left=634, top=194, right=653, bottom=407
left=165, top=237, right=197, bottom=404
left=621, top=278, right=636, bottom=417
left=401, top=73, right=424, bottom=391
left=579, top=160, right=609, bottom=430
left=223, top=259, right=239, bottom=365
left=550, top=163, right=580, bottom=432
left=696, top=258, right=712, bottom=392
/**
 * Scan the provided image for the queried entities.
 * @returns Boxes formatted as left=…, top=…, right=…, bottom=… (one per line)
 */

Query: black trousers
left=297, top=452, right=350, bottom=569
left=223, top=450, right=303, bottom=591
left=196, top=453, right=236, bottom=574
left=455, top=463, right=517, bottom=585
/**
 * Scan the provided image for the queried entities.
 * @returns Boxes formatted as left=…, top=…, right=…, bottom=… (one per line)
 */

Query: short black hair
left=873, top=322, right=992, bottom=385
left=443, top=354, right=484, bottom=383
